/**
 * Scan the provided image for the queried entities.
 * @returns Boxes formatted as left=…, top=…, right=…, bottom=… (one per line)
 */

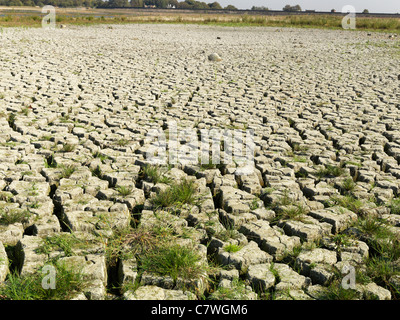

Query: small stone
left=208, top=53, right=222, bottom=62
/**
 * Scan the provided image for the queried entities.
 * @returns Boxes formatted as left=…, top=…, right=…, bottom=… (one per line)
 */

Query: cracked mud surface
left=0, top=24, right=400, bottom=300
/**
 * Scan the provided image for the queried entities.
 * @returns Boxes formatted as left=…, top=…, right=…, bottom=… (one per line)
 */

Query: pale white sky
left=217, top=0, right=400, bottom=13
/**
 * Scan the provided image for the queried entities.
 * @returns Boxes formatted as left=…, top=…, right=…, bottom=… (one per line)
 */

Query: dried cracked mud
left=0, top=23, right=400, bottom=300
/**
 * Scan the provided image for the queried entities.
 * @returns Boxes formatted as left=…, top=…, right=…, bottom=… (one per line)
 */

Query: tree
left=283, top=4, right=291, bottom=11
left=131, top=0, right=144, bottom=7
left=224, top=4, right=237, bottom=10
left=283, top=4, right=301, bottom=12
left=177, top=1, right=190, bottom=8
left=293, top=4, right=301, bottom=11
left=362, top=9, right=369, bottom=13
left=155, top=0, right=168, bottom=8
left=208, top=1, right=222, bottom=9
left=251, top=6, right=269, bottom=11
left=108, top=0, right=129, bottom=6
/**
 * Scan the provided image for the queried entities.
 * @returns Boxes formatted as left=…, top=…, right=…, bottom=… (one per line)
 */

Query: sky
left=216, top=0, right=400, bottom=13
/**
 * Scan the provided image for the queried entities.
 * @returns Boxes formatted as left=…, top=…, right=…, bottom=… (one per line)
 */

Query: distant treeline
left=0, top=0, right=240, bottom=10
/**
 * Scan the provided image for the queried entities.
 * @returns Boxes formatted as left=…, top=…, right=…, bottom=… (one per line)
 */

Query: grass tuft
left=140, top=244, right=205, bottom=282
left=151, top=179, right=197, bottom=209
left=0, top=262, right=86, bottom=300
left=140, top=165, right=172, bottom=184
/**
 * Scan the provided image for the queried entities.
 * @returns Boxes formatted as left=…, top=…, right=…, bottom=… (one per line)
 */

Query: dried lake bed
left=0, top=24, right=399, bottom=300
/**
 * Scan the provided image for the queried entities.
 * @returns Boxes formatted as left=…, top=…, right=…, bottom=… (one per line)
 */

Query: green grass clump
left=249, top=198, right=260, bottom=210
left=59, top=164, right=76, bottom=179
left=317, top=164, right=345, bottom=178
left=92, top=151, right=109, bottom=163
left=276, top=204, right=308, bottom=222
left=151, top=179, right=197, bottom=209
left=326, top=195, right=363, bottom=215
left=223, top=243, right=242, bottom=253
left=316, top=281, right=360, bottom=300
left=389, top=197, right=400, bottom=215
left=140, top=244, right=205, bottom=282
left=41, top=135, right=53, bottom=141
left=356, top=217, right=394, bottom=241
left=90, top=165, right=102, bottom=178
left=36, top=233, right=87, bottom=257
left=0, top=209, right=30, bottom=225
left=341, top=177, right=356, bottom=194
left=61, top=143, right=75, bottom=153
left=140, top=165, right=172, bottom=184
left=0, top=262, right=85, bottom=300
left=209, top=278, right=254, bottom=300
left=105, top=225, right=175, bottom=268
left=354, top=216, right=400, bottom=297
left=115, top=185, right=133, bottom=197
left=44, top=155, right=57, bottom=168
left=116, top=138, right=129, bottom=146
left=292, top=156, right=307, bottom=163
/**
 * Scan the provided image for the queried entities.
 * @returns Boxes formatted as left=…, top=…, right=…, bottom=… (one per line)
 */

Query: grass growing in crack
left=20, top=107, right=30, bottom=116
left=140, top=165, right=172, bottom=184
left=27, top=201, right=40, bottom=209
left=295, top=170, right=309, bottom=179
left=0, top=192, right=13, bottom=203
left=223, top=243, right=242, bottom=253
left=90, top=165, right=102, bottom=178
left=276, top=189, right=293, bottom=206
left=355, top=217, right=394, bottom=241
left=292, top=143, right=309, bottom=153
left=40, top=135, right=53, bottom=141
left=208, top=278, right=254, bottom=300
left=268, top=189, right=308, bottom=222
left=105, top=225, right=175, bottom=267
left=44, top=155, right=57, bottom=168
left=151, top=179, right=197, bottom=209
left=281, top=244, right=303, bottom=264
left=59, top=164, right=76, bottom=179
left=36, top=233, right=86, bottom=257
left=363, top=255, right=400, bottom=297
left=340, top=177, right=356, bottom=194
left=354, top=216, right=400, bottom=297
left=0, top=209, right=30, bottom=225
left=198, top=157, right=225, bottom=171
left=106, top=226, right=209, bottom=293
left=291, top=155, right=307, bottom=163
left=115, top=185, right=133, bottom=197
left=389, top=197, right=400, bottom=215
left=116, top=138, right=129, bottom=147
left=61, top=143, right=75, bottom=153
left=325, top=195, right=363, bottom=215
left=271, top=204, right=307, bottom=222
left=0, top=262, right=86, bottom=300
left=249, top=198, right=260, bottom=210
left=316, top=164, right=345, bottom=179
left=331, top=234, right=353, bottom=253
left=92, top=151, right=109, bottom=163
left=315, top=281, right=360, bottom=300
left=140, top=244, right=205, bottom=282
left=213, top=226, right=242, bottom=243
